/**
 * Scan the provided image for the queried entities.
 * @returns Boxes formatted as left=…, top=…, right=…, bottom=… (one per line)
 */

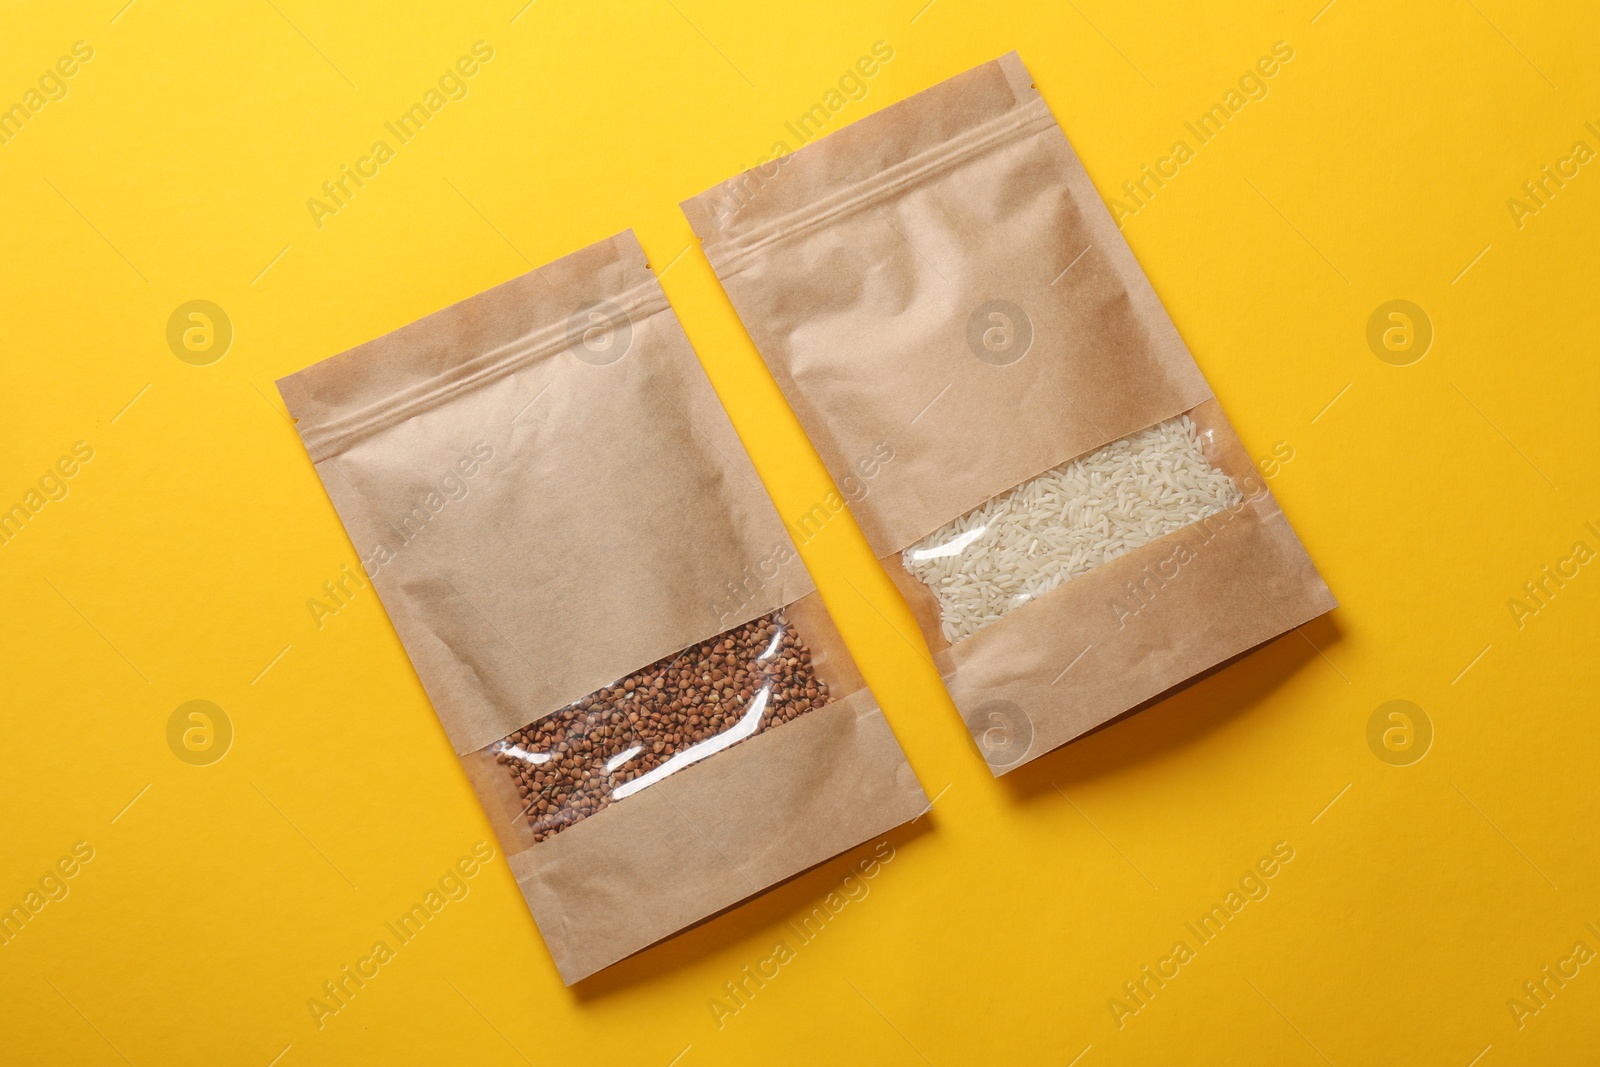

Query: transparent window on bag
left=476, top=609, right=835, bottom=845
left=901, top=413, right=1253, bottom=643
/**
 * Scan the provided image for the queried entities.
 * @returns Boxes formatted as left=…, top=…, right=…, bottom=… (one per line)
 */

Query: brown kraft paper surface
left=682, top=54, right=1335, bottom=772
left=682, top=51, right=1213, bottom=556
left=277, top=231, right=928, bottom=982
left=277, top=231, right=818, bottom=756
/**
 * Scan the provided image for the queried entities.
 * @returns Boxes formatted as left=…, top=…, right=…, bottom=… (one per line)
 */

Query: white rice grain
left=903, top=415, right=1241, bottom=642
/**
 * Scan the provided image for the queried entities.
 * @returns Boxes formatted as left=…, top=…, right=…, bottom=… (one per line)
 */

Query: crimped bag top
left=278, top=231, right=814, bottom=755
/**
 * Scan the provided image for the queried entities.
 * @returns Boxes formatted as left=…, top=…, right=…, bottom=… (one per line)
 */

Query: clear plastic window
left=492, top=610, right=832, bottom=843
left=903, top=415, right=1242, bottom=642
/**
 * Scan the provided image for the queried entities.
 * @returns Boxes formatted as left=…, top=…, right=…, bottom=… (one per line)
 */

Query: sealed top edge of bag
left=681, top=51, right=1053, bottom=265
left=276, top=230, right=668, bottom=459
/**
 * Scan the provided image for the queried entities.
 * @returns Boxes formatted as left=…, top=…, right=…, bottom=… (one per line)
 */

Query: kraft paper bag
left=682, top=53, right=1335, bottom=775
left=278, top=230, right=928, bottom=983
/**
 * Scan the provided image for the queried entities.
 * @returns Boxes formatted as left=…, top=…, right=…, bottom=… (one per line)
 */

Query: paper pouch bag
left=277, top=230, right=928, bottom=983
left=681, top=53, right=1336, bottom=775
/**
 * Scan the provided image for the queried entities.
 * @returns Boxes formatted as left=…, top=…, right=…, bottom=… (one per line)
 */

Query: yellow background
left=2, top=0, right=1596, bottom=1063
